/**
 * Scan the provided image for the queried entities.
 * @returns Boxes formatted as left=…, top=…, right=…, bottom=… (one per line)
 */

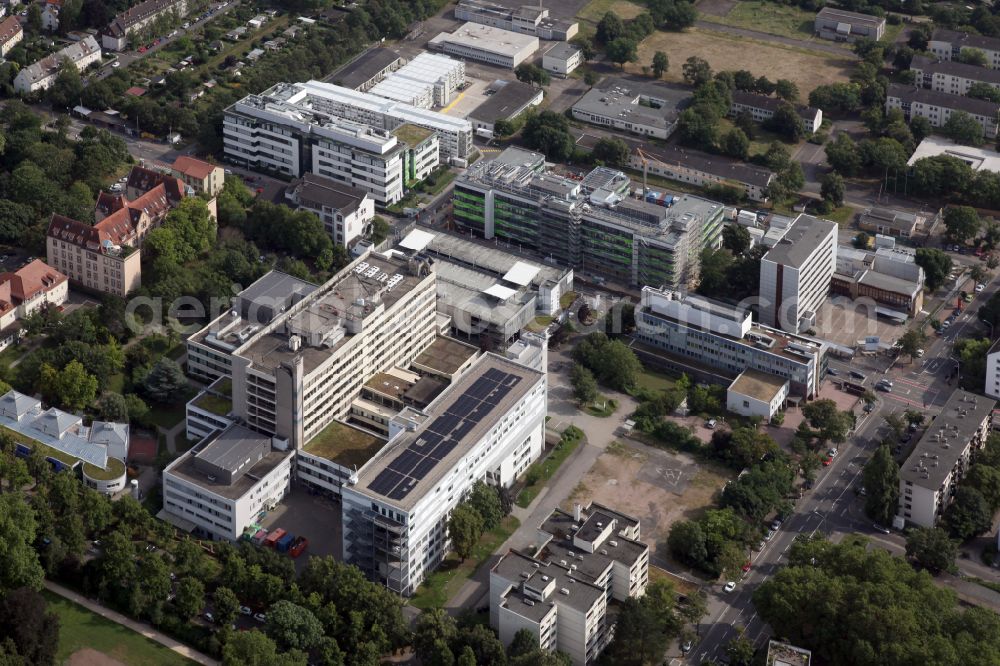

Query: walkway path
left=694, top=20, right=856, bottom=57
left=44, top=580, right=220, bottom=666
left=443, top=341, right=639, bottom=614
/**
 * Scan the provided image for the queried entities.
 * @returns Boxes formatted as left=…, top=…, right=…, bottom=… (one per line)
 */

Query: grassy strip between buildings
left=43, top=590, right=196, bottom=666
left=515, top=426, right=585, bottom=509
left=409, top=515, right=521, bottom=610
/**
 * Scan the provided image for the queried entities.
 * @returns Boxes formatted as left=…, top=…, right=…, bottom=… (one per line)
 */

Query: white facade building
left=898, top=389, right=995, bottom=528
left=15, top=36, right=101, bottom=94
left=286, top=172, right=376, bottom=248
left=886, top=82, right=1000, bottom=139
left=542, top=42, right=583, bottom=77
left=162, top=424, right=294, bottom=540
left=726, top=369, right=789, bottom=420
left=455, top=0, right=578, bottom=40
left=369, top=52, right=465, bottom=109
left=223, top=80, right=472, bottom=178
left=986, top=339, right=1000, bottom=401
left=929, top=28, right=1000, bottom=70
left=342, top=353, right=547, bottom=595
left=429, top=22, right=539, bottom=69
left=729, top=91, right=823, bottom=133
left=910, top=55, right=1000, bottom=96
left=490, top=503, right=649, bottom=666
left=759, top=214, right=838, bottom=334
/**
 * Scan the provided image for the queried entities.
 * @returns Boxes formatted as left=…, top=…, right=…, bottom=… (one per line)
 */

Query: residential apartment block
left=490, top=503, right=649, bottom=666
left=162, top=424, right=294, bottom=540
left=455, top=0, right=578, bottom=40
left=623, top=143, right=775, bottom=202
left=885, top=83, right=1000, bottom=139
left=15, top=35, right=101, bottom=94
left=102, top=0, right=188, bottom=51
left=342, top=353, right=546, bottom=595
left=0, top=259, right=67, bottom=349
left=188, top=252, right=438, bottom=450
left=429, top=22, right=539, bottom=69
left=985, top=338, right=1000, bottom=401
left=929, top=29, right=1000, bottom=70
left=730, top=91, right=823, bottom=133
left=223, top=81, right=471, bottom=179
left=171, top=155, right=225, bottom=196
left=910, top=55, right=1000, bottom=96
left=634, top=286, right=828, bottom=399
left=0, top=15, right=22, bottom=57
left=898, top=389, right=995, bottom=527
left=759, top=214, right=838, bottom=334
left=831, top=245, right=925, bottom=318
left=285, top=173, right=375, bottom=248
left=814, top=7, right=884, bottom=42
left=452, top=148, right=724, bottom=288
left=46, top=165, right=190, bottom=297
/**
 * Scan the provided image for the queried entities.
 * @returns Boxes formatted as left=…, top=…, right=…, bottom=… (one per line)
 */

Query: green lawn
left=422, top=169, right=457, bottom=196
left=585, top=396, right=618, bottom=418
left=560, top=291, right=578, bottom=310
left=146, top=388, right=197, bottom=429
left=516, top=427, right=584, bottom=508
left=635, top=368, right=678, bottom=393
left=409, top=515, right=520, bottom=610
left=43, top=591, right=196, bottom=666
left=700, top=1, right=815, bottom=40
left=577, top=0, right=645, bottom=23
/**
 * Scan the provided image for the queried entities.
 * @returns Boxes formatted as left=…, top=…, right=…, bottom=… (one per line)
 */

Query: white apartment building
left=15, top=36, right=101, bottom=94
left=429, top=22, right=539, bottom=69
left=985, top=339, right=1000, bottom=401
left=886, top=83, right=1000, bottom=139
left=161, top=424, right=294, bottom=540
left=759, top=214, right=838, bottom=334
left=929, top=29, right=1000, bottom=70
left=102, top=0, right=188, bottom=51
left=286, top=173, right=376, bottom=248
left=490, top=503, right=649, bottom=666
left=898, top=389, right=996, bottom=528
left=910, top=55, right=1000, bottom=96
left=729, top=91, right=823, bottom=134
left=542, top=42, right=583, bottom=77
left=223, top=81, right=471, bottom=178
left=341, top=353, right=547, bottom=595
left=369, top=52, right=465, bottom=109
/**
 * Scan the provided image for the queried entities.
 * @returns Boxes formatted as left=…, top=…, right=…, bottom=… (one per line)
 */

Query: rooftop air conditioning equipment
left=609, top=540, right=618, bottom=547
left=560, top=588, right=569, bottom=595
left=520, top=572, right=530, bottom=579
left=524, top=599, right=535, bottom=606
left=560, top=560, right=567, bottom=566
left=532, top=562, right=540, bottom=568
left=568, top=552, right=574, bottom=558
left=541, top=575, right=549, bottom=582
left=600, top=549, right=608, bottom=556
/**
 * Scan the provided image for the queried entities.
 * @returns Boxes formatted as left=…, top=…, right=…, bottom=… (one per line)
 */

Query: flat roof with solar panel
left=356, top=354, right=542, bottom=509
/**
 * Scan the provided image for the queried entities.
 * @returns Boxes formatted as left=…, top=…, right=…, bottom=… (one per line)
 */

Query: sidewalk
left=44, top=580, right=220, bottom=666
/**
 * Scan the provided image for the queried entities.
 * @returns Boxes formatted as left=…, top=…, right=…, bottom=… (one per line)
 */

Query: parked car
left=239, top=606, right=252, bottom=616
left=873, top=523, right=891, bottom=534
left=822, top=456, right=833, bottom=466
left=827, top=368, right=838, bottom=376
left=741, top=561, right=751, bottom=573
left=756, top=540, right=766, bottom=551
left=705, top=418, right=717, bottom=429
left=770, top=519, right=782, bottom=530
left=253, top=612, right=266, bottom=623
left=976, top=283, right=986, bottom=293
left=682, top=640, right=693, bottom=654
left=827, top=447, right=838, bottom=458
left=850, top=370, right=866, bottom=381
left=723, top=581, right=737, bottom=593
left=203, top=612, right=215, bottom=623
left=765, top=529, right=776, bottom=541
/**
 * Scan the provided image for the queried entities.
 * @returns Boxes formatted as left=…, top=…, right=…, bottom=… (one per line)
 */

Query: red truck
left=288, top=536, right=308, bottom=558
left=263, top=528, right=286, bottom=548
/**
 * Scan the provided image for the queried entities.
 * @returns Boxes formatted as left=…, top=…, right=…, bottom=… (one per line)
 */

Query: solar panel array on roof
left=367, top=367, right=522, bottom=501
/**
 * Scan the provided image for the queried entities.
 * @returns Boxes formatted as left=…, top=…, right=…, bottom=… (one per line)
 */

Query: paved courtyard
left=260, top=486, right=342, bottom=569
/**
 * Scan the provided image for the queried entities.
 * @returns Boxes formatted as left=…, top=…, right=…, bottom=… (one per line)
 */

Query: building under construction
left=451, top=147, right=726, bottom=288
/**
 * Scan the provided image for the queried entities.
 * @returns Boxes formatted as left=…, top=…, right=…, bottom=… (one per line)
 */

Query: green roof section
left=83, top=457, right=126, bottom=481
left=0, top=423, right=79, bottom=467
left=193, top=392, right=233, bottom=417
left=392, top=123, right=434, bottom=147
left=303, top=420, right=385, bottom=468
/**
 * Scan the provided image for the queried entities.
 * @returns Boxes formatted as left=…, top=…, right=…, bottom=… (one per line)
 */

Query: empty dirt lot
left=632, top=28, right=854, bottom=98
left=564, top=439, right=730, bottom=562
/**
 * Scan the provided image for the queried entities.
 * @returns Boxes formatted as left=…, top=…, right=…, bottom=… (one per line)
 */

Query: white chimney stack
left=574, top=503, right=581, bottom=522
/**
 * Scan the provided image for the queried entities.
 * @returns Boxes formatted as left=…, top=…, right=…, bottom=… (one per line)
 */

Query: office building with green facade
left=453, top=148, right=725, bottom=288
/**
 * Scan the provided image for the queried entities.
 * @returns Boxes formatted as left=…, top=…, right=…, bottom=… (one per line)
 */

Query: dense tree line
left=573, top=332, right=643, bottom=392
left=754, top=536, right=1000, bottom=666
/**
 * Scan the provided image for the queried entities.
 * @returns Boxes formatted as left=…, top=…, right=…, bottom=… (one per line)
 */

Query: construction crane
left=637, top=147, right=650, bottom=199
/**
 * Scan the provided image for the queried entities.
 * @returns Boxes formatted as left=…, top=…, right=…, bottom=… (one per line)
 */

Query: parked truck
left=264, top=528, right=286, bottom=548
left=276, top=533, right=295, bottom=553
left=289, top=536, right=309, bottom=558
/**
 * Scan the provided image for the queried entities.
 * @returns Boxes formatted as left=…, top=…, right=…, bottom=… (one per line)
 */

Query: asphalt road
left=688, top=262, right=999, bottom=663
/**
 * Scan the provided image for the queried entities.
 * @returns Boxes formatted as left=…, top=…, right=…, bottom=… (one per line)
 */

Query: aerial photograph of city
left=1, top=0, right=1000, bottom=663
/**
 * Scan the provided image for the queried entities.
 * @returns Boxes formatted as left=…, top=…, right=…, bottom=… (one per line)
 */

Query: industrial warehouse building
left=429, top=22, right=540, bottom=69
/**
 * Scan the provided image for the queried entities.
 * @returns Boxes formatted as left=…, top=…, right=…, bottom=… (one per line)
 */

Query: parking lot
left=259, top=486, right=343, bottom=570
